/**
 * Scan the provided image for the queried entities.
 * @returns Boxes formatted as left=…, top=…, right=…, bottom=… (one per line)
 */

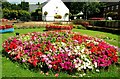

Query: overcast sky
left=7, top=0, right=120, bottom=4
left=7, top=0, right=47, bottom=4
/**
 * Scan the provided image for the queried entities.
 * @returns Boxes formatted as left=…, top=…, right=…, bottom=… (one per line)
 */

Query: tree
left=20, top=2, right=29, bottom=11
left=2, top=2, right=11, bottom=10
left=64, top=2, right=106, bottom=19
left=18, top=10, right=31, bottom=21
left=3, top=8, right=10, bottom=19
left=82, top=2, right=106, bottom=19
left=31, top=9, right=42, bottom=21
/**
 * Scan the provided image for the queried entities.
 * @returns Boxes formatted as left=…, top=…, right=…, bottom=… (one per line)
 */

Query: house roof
left=29, top=4, right=39, bottom=12
left=41, top=2, right=48, bottom=7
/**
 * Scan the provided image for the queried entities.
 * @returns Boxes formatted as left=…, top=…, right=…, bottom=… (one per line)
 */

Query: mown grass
left=1, top=28, right=120, bottom=77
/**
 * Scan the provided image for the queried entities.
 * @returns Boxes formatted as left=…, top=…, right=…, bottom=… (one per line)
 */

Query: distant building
left=29, top=4, right=39, bottom=12
left=103, top=1, right=120, bottom=20
left=42, top=0, right=69, bottom=21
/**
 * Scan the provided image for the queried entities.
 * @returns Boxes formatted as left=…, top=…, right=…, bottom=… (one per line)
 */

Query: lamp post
left=85, top=2, right=88, bottom=20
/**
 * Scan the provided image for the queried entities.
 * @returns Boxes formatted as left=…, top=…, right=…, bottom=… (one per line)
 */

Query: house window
left=112, top=6, right=114, bottom=10
left=104, top=8, right=106, bottom=11
left=108, top=7, right=110, bottom=10
left=116, top=5, right=119, bottom=9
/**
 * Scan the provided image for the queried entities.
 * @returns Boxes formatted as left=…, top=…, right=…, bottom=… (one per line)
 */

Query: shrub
left=18, top=10, right=31, bottom=21
left=73, top=19, right=89, bottom=27
left=76, top=25, right=86, bottom=30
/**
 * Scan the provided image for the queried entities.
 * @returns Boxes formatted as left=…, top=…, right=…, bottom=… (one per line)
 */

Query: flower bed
left=2, top=31, right=118, bottom=75
left=0, top=25, right=14, bottom=33
left=46, top=24, right=73, bottom=31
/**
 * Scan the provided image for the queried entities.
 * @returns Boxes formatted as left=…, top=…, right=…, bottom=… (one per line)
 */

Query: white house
left=42, top=0, right=69, bottom=21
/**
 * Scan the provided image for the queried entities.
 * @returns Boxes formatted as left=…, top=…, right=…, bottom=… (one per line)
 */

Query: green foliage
left=31, top=9, right=42, bottom=21
left=2, top=2, right=11, bottom=10
left=64, top=2, right=106, bottom=18
left=18, top=10, right=31, bottom=21
left=2, top=8, right=30, bottom=21
left=75, top=25, right=86, bottom=30
left=2, top=8, right=10, bottom=19
left=44, top=11, right=48, bottom=16
left=20, top=2, right=29, bottom=11
left=88, top=20, right=120, bottom=28
left=9, top=10, right=18, bottom=19
left=2, top=2, right=29, bottom=11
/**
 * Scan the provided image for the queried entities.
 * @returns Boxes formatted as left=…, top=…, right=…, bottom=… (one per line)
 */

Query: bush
left=87, top=20, right=120, bottom=28
left=76, top=25, right=86, bottom=29
left=31, top=9, right=42, bottom=21
left=18, top=10, right=31, bottom=21
left=73, top=19, right=89, bottom=27
left=3, top=8, right=10, bottom=19
left=3, top=9, right=31, bottom=21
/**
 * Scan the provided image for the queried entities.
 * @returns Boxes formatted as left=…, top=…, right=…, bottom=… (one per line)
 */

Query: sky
left=7, top=0, right=47, bottom=4
left=7, top=0, right=120, bottom=4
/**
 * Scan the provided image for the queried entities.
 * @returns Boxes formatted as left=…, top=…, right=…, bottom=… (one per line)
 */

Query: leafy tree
left=20, top=2, right=29, bottom=11
left=82, top=2, right=106, bottom=19
left=64, top=2, right=106, bottom=19
left=3, top=8, right=10, bottom=19
left=2, top=2, right=11, bottom=9
left=9, top=10, right=18, bottom=19
left=31, top=9, right=42, bottom=21
left=11, top=4, right=21, bottom=10
left=18, top=10, right=31, bottom=21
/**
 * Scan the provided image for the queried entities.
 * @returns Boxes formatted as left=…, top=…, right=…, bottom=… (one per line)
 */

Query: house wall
left=42, top=0, right=69, bottom=21
left=103, top=2, right=120, bottom=20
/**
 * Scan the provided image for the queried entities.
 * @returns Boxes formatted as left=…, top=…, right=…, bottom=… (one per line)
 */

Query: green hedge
left=2, top=8, right=31, bottom=21
left=87, top=20, right=120, bottom=28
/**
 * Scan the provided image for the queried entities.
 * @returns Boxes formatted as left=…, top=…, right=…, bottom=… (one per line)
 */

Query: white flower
left=88, top=66, right=93, bottom=69
left=49, top=49, right=52, bottom=52
left=94, top=62, right=97, bottom=68
left=83, top=65, right=86, bottom=69
left=76, top=46, right=80, bottom=50
left=74, top=59, right=77, bottom=62
left=77, top=67, right=81, bottom=71
left=75, top=64, right=79, bottom=68
left=74, top=49, right=78, bottom=53
left=61, top=42, right=66, bottom=47
left=81, top=48, right=85, bottom=53
left=42, top=55, right=46, bottom=58
left=82, top=73, right=86, bottom=76
left=68, top=52, right=71, bottom=56
left=96, top=69, right=100, bottom=72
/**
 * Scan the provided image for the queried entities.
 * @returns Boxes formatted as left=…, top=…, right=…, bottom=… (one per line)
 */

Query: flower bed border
left=46, top=24, right=73, bottom=31
left=0, top=28, right=14, bottom=33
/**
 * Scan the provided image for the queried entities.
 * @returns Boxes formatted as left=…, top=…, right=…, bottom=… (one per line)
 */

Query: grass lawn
left=1, top=28, right=120, bottom=77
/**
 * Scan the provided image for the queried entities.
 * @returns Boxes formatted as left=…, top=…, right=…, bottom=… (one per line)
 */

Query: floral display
left=54, top=15, right=62, bottom=19
left=0, top=25, right=13, bottom=30
left=46, top=24, right=73, bottom=30
left=2, top=31, right=118, bottom=74
left=0, top=25, right=14, bottom=33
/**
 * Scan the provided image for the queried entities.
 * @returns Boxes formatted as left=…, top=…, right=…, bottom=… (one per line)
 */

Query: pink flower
left=55, top=73, right=59, bottom=77
left=46, top=72, right=49, bottom=76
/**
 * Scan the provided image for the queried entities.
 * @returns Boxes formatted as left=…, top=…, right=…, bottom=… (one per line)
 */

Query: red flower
left=108, top=53, right=113, bottom=57
left=53, top=65, right=58, bottom=70
left=36, top=52, right=43, bottom=56
left=112, top=56, right=118, bottom=62
left=32, top=59, right=38, bottom=67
